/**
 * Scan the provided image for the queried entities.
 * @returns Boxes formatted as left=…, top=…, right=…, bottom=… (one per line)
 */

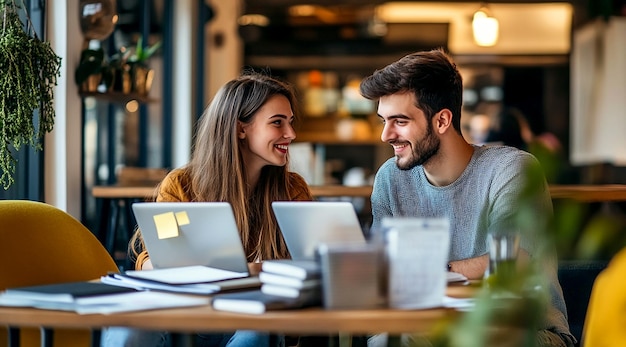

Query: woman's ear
left=237, top=122, right=246, bottom=139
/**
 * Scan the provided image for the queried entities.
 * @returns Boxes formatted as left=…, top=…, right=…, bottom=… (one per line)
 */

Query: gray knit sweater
left=371, top=144, right=575, bottom=344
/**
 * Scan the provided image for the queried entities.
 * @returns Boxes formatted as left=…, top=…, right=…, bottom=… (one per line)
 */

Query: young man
left=359, top=49, right=575, bottom=347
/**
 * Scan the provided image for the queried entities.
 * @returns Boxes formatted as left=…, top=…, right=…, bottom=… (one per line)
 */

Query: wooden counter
left=90, top=185, right=375, bottom=257
left=547, top=185, right=626, bottom=202
left=90, top=183, right=626, bottom=258
left=91, top=185, right=374, bottom=200
left=92, top=184, right=626, bottom=202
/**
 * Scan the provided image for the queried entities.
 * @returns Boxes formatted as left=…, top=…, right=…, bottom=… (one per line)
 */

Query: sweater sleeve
left=156, top=169, right=192, bottom=202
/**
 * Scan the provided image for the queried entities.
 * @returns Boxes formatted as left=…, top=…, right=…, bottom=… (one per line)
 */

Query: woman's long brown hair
left=129, top=72, right=300, bottom=263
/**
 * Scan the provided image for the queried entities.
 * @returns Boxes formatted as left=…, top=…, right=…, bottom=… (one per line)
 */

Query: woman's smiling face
left=239, top=94, right=296, bottom=174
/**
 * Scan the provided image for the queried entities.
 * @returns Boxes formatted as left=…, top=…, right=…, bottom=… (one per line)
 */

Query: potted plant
left=127, top=35, right=161, bottom=96
left=107, top=47, right=132, bottom=94
left=0, top=0, right=62, bottom=189
left=75, top=47, right=111, bottom=93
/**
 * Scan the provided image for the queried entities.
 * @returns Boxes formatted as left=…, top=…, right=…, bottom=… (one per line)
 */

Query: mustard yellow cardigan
left=582, top=247, right=626, bottom=346
left=135, top=168, right=313, bottom=269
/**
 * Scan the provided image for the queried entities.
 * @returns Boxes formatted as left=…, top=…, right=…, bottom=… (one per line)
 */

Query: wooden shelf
left=79, top=91, right=157, bottom=104
left=294, top=115, right=383, bottom=145
left=295, top=132, right=382, bottom=145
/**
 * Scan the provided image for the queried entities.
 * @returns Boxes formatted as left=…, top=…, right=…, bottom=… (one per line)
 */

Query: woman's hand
left=247, top=262, right=263, bottom=275
left=141, top=259, right=154, bottom=270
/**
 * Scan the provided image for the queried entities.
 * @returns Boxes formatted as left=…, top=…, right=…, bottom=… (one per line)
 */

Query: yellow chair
left=0, top=200, right=120, bottom=347
left=581, top=247, right=626, bottom=347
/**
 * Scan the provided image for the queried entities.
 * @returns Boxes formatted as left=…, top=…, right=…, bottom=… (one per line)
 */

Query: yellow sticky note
left=175, top=211, right=190, bottom=225
left=153, top=212, right=179, bottom=239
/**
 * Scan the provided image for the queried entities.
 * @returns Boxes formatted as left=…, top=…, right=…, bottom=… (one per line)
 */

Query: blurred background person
left=465, top=113, right=492, bottom=145
left=487, top=106, right=563, bottom=182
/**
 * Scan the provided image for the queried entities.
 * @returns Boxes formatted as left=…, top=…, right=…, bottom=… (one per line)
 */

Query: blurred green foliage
left=423, top=142, right=626, bottom=346
left=533, top=139, right=626, bottom=261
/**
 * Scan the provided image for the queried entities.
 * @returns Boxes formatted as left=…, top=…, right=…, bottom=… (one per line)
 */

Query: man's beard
left=396, top=123, right=440, bottom=170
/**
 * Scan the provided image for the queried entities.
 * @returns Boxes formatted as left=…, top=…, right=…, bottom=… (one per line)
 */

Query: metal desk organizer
left=317, top=242, right=385, bottom=309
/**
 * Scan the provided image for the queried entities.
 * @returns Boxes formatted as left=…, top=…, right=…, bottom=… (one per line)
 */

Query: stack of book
left=0, top=281, right=209, bottom=315
left=101, top=265, right=261, bottom=295
left=211, top=259, right=323, bottom=314
left=259, top=259, right=322, bottom=301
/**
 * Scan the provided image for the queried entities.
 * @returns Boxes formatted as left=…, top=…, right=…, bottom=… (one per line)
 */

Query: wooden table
left=1, top=283, right=474, bottom=347
left=0, top=305, right=455, bottom=336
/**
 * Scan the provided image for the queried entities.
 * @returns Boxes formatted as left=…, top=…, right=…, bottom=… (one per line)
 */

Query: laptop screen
left=272, top=201, right=366, bottom=261
left=132, top=202, right=249, bottom=273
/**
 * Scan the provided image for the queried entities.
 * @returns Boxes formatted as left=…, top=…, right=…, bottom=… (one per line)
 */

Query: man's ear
left=237, top=121, right=246, bottom=139
left=435, top=109, right=453, bottom=134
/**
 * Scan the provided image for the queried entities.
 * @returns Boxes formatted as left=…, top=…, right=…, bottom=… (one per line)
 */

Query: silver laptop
left=132, top=202, right=249, bottom=273
left=272, top=201, right=366, bottom=260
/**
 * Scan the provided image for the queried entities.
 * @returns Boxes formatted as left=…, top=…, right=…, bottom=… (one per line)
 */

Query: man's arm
left=449, top=254, right=489, bottom=280
left=450, top=249, right=531, bottom=280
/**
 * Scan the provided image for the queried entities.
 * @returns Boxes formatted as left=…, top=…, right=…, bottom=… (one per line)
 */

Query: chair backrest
left=0, top=200, right=120, bottom=347
left=581, top=249, right=626, bottom=347
left=558, top=259, right=609, bottom=347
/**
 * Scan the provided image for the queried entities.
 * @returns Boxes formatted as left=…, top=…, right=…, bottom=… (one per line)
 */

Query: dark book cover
left=2, top=281, right=137, bottom=303
left=211, top=288, right=321, bottom=314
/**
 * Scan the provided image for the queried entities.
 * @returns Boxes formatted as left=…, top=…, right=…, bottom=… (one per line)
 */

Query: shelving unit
left=79, top=91, right=157, bottom=105
left=80, top=1, right=208, bottom=266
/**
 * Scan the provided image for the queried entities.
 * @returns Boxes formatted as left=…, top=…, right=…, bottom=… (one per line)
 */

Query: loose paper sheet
left=124, top=265, right=248, bottom=284
left=383, top=217, right=450, bottom=309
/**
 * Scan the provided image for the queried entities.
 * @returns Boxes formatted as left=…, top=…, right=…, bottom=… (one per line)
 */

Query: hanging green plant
left=0, top=0, right=62, bottom=189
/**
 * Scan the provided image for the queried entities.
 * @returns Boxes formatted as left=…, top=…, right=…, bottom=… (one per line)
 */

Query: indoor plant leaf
left=0, top=0, right=62, bottom=189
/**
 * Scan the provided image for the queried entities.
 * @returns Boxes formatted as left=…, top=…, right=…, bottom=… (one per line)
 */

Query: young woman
left=103, top=71, right=313, bottom=347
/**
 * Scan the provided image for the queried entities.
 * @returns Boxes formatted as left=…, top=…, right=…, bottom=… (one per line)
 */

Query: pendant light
left=472, top=3, right=499, bottom=47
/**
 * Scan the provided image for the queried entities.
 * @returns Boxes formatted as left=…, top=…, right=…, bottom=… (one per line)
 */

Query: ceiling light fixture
left=472, top=3, right=499, bottom=47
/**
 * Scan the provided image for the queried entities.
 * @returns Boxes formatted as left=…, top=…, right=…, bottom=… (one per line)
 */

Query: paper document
left=447, top=271, right=468, bottom=283
left=124, top=265, right=248, bottom=284
left=101, top=273, right=224, bottom=295
left=383, top=217, right=451, bottom=309
left=101, top=272, right=260, bottom=295
left=442, top=296, right=475, bottom=311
